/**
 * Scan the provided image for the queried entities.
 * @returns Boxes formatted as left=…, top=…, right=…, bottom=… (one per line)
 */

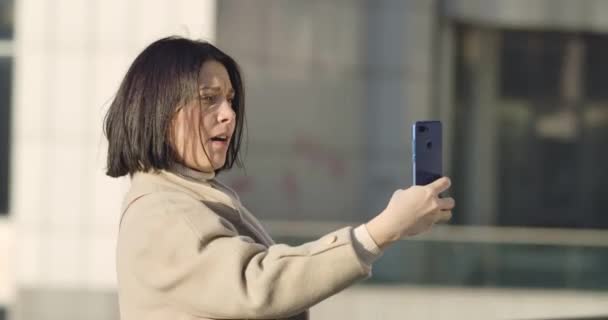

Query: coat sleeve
left=118, top=191, right=371, bottom=319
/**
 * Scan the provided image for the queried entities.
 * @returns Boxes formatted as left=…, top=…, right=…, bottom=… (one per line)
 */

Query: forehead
left=199, top=60, right=232, bottom=90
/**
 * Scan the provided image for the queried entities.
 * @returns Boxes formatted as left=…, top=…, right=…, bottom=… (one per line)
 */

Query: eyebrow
left=200, top=86, right=235, bottom=95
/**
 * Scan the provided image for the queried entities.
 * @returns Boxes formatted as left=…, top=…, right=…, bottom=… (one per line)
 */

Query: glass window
left=0, top=0, right=13, bottom=39
left=452, top=25, right=608, bottom=229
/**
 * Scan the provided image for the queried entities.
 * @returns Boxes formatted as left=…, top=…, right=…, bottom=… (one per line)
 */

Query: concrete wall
left=9, top=0, right=216, bottom=319
left=215, top=0, right=438, bottom=223
left=312, top=285, right=608, bottom=319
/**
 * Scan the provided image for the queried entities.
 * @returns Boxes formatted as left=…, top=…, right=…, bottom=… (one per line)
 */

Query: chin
left=213, top=159, right=227, bottom=170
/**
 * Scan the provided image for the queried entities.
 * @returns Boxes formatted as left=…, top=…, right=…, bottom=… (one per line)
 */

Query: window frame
left=0, top=39, right=13, bottom=216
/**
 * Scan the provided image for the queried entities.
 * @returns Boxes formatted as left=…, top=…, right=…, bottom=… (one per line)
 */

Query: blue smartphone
left=412, top=121, right=442, bottom=186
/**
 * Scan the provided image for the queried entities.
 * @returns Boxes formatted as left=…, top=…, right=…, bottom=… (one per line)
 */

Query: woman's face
left=171, top=60, right=236, bottom=172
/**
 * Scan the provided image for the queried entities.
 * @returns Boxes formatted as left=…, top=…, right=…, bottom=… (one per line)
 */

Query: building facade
left=1, top=0, right=608, bottom=319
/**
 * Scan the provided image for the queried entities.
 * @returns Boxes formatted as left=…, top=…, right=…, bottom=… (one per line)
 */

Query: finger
left=437, top=197, right=455, bottom=210
left=434, top=211, right=452, bottom=223
left=428, top=177, right=451, bottom=194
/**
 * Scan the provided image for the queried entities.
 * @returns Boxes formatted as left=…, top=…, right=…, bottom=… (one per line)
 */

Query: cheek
left=201, top=114, right=216, bottom=138
left=171, top=111, right=203, bottom=159
left=170, top=120, right=185, bottom=155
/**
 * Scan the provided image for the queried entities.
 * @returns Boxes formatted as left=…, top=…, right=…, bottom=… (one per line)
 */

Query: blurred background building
left=1, top=0, right=608, bottom=319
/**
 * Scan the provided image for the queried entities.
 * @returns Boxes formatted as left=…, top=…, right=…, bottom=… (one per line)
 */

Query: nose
left=218, top=99, right=236, bottom=124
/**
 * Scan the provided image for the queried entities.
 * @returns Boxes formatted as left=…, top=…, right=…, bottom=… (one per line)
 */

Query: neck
left=170, top=162, right=215, bottom=182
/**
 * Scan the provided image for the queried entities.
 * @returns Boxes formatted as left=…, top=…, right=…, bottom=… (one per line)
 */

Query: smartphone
left=412, top=120, right=442, bottom=186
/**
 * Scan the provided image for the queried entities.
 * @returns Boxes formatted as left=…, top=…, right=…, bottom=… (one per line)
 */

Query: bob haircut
left=104, top=36, right=245, bottom=177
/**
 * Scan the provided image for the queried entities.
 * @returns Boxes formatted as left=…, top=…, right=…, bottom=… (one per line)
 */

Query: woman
left=105, top=37, right=455, bottom=320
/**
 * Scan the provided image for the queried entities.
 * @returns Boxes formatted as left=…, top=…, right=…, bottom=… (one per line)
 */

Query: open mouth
left=210, top=135, right=230, bottom=143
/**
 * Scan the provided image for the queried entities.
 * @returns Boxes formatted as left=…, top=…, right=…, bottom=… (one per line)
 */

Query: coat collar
left=124, top=169, right=275, bottom=246
left=169, top=163, right=216, bottom=182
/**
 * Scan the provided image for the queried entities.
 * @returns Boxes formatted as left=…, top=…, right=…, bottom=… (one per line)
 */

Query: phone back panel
left=413, top=121, right=442, bottom=186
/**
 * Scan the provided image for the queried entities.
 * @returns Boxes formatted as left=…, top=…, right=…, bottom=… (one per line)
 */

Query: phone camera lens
left=426, top=141, right=433, bottom=149
left=418, top=126, right=427, bottom=133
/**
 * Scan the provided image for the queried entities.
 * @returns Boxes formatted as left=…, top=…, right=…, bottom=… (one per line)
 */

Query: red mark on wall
left=226, top=135, right=347, bottom=205
left=280, top=171, right=298, bottom=202
left=293, top=136, right=346, bottom=179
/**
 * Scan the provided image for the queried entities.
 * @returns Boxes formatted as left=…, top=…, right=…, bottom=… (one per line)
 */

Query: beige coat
left=116, top=170, right=372, bottom=320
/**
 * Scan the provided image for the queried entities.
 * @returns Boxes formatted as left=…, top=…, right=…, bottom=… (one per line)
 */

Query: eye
left=227, top=96, right=235, bottom=104
left=200, top=95, right=215, bottom=103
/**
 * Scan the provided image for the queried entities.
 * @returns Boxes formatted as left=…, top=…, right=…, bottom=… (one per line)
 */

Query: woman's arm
left=119, top=192, right=370, bottom=319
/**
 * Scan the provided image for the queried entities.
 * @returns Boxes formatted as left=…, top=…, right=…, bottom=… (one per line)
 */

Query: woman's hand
left=365, top=177, right=455, bottom=249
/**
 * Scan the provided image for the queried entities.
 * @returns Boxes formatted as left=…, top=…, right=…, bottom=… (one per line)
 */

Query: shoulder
left=127, top=171, right=199, bottom=199
left=120, top=174, right=239, bottom=240
left=121, top=171, right=211, bottom=214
